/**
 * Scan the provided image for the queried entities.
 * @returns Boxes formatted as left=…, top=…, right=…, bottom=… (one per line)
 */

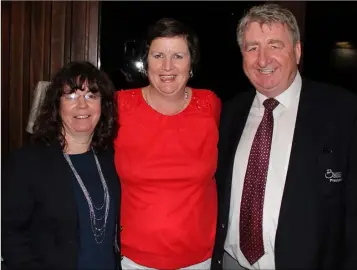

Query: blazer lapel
left=43, top=143, right=79, bottom=230
left=219, top=91, right=255, bottom=205
left=275, top=79, right=327, bottom=268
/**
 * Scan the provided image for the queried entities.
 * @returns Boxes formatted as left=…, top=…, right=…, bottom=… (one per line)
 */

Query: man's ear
left=295, top=40, right=302, bottom=65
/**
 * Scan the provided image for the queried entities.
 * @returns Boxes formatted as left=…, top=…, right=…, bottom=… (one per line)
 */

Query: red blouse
left=114, top=88, right=221, bottom=269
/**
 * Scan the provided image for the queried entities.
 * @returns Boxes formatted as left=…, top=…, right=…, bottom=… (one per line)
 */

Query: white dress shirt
left=224, top=72, right=302, bottom=269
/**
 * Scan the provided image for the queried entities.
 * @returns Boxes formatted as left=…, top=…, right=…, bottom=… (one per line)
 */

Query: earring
left=189, top=70, right=193, bottom=78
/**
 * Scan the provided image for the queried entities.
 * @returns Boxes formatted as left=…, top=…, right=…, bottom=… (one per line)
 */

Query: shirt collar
left=254, top=71, right=302, bottom=110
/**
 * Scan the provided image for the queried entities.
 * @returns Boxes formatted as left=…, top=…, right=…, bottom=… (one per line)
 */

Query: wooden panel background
left=1, top=1, right=100, bottom=160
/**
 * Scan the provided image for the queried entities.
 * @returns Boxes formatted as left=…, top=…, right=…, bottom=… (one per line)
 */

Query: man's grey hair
left=237, top=4, right=300, bottom=50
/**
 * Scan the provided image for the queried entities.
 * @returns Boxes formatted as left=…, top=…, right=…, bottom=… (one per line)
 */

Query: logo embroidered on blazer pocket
left=324, top=169, right=343, bottom=183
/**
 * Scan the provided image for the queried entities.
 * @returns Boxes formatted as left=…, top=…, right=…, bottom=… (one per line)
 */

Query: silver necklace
left=63, top=148, right=110, bottom=244
left=145, top=87, right=189, bottom=116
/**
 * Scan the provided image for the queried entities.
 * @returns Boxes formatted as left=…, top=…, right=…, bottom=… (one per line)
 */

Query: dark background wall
left=100, top=1, right=265, bottom=102
left=303, top=1, right=357, bottom=94
left=2, top=1, right=357, bottom=159
left=100, top=1, right=357, bottom=99
left=101, top=1, right=303, bottom=102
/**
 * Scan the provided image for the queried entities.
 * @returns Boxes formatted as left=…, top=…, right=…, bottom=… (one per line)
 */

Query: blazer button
left=218, top=260, right=222, bottom=264
left=221, top=223, right=225, bottom=229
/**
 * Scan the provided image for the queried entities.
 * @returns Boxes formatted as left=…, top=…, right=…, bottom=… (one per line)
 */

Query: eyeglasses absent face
left=147, top=36, right=191, bottom=96
left=242, top=22, right=301, bottom=98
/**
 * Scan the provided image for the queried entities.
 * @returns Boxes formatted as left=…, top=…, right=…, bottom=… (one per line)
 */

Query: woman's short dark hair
left=32, top=61, right=118, bottom=153
left=142, top=17, right=200, bottom=77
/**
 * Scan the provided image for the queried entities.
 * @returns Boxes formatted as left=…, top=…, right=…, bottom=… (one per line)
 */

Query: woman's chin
left=71, top=127, right=95, bottom=136
left=157, top=86, right=184, bottom=96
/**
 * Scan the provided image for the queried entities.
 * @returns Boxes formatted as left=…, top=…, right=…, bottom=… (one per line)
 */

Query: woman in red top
left=114, top=18, right=221, bottom=269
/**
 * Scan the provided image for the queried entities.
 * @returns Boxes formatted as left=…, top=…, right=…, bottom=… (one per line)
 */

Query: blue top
left=69, top=151, right=116, bottom=270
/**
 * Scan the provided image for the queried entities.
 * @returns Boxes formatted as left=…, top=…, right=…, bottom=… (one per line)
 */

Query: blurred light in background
left=335, top=41, right=353, bottom=49
left=331, top=41, right=357, bottom=69
left=134, top=60, right=144, bottom=71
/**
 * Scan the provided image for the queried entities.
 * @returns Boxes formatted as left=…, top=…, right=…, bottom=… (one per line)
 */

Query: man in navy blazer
left=211, top=3, right=357, bottom=270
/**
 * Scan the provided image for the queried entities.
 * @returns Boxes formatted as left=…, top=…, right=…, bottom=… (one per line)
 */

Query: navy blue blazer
left=211, top=78, right=357, bottom=269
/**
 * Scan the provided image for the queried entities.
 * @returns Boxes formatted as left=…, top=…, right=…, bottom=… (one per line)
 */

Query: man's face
left=242, top=22, right=301, bottom=97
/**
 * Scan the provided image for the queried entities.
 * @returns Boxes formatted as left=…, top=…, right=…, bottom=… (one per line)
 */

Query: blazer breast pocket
left=317, top=148, right=345, bottom=199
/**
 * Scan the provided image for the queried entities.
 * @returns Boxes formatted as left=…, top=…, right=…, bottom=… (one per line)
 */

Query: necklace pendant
left=63, top=148, right=111, bottom=245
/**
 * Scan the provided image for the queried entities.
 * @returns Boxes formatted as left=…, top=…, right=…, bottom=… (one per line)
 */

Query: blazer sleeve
left=345, top=108, right=357, bottom=269
left=1, top=148, right=44, bottom=270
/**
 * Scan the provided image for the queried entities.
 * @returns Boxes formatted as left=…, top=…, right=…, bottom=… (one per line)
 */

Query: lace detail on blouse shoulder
left=191, top=90, right=212, bottom=110
left=191, top=89, right=220, bottom=112
left=117, top=89, right=142, bottom=114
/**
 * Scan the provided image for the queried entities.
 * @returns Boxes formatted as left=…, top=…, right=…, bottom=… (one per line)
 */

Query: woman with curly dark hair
left=2, top=61, right=122, bottom=270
